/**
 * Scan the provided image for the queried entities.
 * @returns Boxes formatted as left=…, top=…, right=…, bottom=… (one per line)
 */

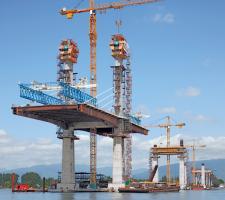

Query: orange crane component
left=60, top=0, right=160, bottom=18
left=146, top=116, right=185, bottom=184
left=60, top=0, right=160, bottom=187
left=89, top=0, right=97, bottom=188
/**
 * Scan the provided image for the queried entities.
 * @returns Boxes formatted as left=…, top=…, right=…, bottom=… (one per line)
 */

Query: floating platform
left=118, top=188, right=149, bottom=193
left=13, top=188, right=109, bottom=193
left=118, top=186, right=180, bottom=193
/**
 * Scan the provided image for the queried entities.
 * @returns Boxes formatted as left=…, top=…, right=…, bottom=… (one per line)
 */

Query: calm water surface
left=0, top=189, right=224, bottom=200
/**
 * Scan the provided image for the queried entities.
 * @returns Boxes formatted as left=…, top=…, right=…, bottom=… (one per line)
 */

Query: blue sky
left=0, top=0, right=225, bottom=169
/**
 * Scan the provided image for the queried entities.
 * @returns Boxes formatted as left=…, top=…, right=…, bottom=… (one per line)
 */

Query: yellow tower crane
left=146, top=116, right=185, bottom=184
left=60, top=0, right=160, bottom=187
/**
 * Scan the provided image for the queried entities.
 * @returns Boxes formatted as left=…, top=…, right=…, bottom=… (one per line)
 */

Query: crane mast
left=166, top=116, right=171, bottom=184
left=89, top=0, right=97, bottom=188
left=146, top=116, right=185, bottom=184
left=184, top=143, right=206, bottom=185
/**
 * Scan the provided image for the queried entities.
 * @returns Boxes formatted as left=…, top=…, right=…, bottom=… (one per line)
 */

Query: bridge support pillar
left=178, top=155, right=186, bottom=189
left=152, top=155, right=159, bottom=182
left=57, top=128, right=77, bottom=191
left=201, top=163, right=206, bottom=188
left=108, top=135, right=125, bottom=191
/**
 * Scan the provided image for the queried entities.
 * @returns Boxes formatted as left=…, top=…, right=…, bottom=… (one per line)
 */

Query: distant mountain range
left=1, top=159, right=225, bottom=181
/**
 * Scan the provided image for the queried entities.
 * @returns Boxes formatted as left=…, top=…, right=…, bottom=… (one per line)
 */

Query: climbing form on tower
left=57, top=39, right=79, bottom=85
left=110, top=34, right=129, bottom=61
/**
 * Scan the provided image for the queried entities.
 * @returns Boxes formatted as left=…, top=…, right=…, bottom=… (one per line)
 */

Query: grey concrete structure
left=201, top=164, right=206, bottom=188
left=12, top=104, right=148, bottom=192
left=57, top=128, right=77, bottom=191
left=108, top=135, right=125, bottom=190
left=151, top=155, right=159, bottom=183
left=178, top=155, right=186, bottom=189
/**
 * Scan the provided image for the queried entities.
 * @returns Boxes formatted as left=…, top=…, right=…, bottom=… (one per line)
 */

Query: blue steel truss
left=59, top=82, right=97, bottom=106
left=19, top=83, right=141, bottom=125
left=129, top=115, right=141, bottom=125
left=19, top=84, right=64, bottom=105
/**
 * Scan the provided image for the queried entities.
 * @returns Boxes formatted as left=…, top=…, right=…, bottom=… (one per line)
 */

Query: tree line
left=0, top=172, right=57, bottom=188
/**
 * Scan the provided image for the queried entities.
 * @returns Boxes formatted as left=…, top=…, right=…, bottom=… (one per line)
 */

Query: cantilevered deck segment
left=12, top=104, right=148, bottom=136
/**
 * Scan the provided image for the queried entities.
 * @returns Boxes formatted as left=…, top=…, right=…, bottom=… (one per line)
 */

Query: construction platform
left=12, top=104, right=148, bottom=136
left=151, top=146, right=187, bottom=155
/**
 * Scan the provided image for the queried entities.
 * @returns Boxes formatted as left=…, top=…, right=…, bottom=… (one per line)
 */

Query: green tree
left=212, top=176, right=224, bottom=187
left=21, top=172, right=42, bottom=188
left=45, top=177, right=57, bottom=188
left=161, top=175, right=167, bottom=182
left=0, top=173, right=19, bottom=188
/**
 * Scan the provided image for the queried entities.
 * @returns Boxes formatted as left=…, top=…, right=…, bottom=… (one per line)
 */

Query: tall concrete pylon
left=109, top=34, right=129, bottom=190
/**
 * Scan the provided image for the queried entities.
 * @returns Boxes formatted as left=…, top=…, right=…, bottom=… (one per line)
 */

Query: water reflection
left=60, top=193, right=75, bottom=200
left=0, top=189, right=224, bottom=200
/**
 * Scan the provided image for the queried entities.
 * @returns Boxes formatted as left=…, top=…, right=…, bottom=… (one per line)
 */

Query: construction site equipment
left=19, top=84, right=64, bottom=105
left=59, top=82, right=97, bottom=106
left=19, top=38, right=98, bottom=107
left=60, top=0, right=160, bottom=17
left=60, top=0, right=159, bottom=187
left=110, top=34, right=129, bottom=60
left=57, top=39, right=79, bottom=85
left=147, top=116, right=185, bottom=184
left=19, top=82, right=97, bottom=106
left=192, top=163, right=213, bottom=189
left=58, top=40, right=79, bottom=64
left=110, top=33, right=133, bottom=180
left=184, top=143, right=206, bottom=185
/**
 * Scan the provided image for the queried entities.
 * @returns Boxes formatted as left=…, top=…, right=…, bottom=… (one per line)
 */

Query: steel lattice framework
left=124, top=56, right=132, bottom=179
left=19, top=82, right=97, bottom=106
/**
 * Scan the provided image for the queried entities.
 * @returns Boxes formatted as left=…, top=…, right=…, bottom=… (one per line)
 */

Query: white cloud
left=1, top=129, right=225, bottom=171
left=0, top=130, right=10, bottom=144
left=177, top=86, right=201, bottom=97
left=157, top=106, right=177, bottom=114
left=152, top=13, right=175, bottom=24
left=0, top=129, right=62, bottom=169
left=0, top=129, right=114, bottom=169
left=184, top=112, right=213, bottom=123
left=192, top=114, right=211, bottom=122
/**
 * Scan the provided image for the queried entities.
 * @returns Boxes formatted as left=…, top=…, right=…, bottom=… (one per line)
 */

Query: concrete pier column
left=184, top=164, right=187, bottom=186
left=152, top=155, right=159, bottom=183
left=178, top=155, right=186, bottom=189
left=201, top=164, right=206, bottom=188
left=108, top=136, right=125, bottom=191
left=209, top=173, right=212, bottom=187
left=195, top=174, right=198, bottom=185
left=57, top=128, right=77, bottom=191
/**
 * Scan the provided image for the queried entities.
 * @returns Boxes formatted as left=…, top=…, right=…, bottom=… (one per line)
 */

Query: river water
left=0, top=189, right=224, bottom=200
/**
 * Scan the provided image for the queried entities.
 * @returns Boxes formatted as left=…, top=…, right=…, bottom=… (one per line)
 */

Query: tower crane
left=146, top=116, right=185, bottom=183
left=60, top=0, right=160, bottom=187
left=185, top=143, right=206, bottom=184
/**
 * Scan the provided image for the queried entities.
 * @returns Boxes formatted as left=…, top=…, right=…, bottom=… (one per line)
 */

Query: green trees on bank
left=21, top=172, right=42, bottom=188
left=0, top=172, right=57, bottom=189
left=0, top=173, right=19, bottom=188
